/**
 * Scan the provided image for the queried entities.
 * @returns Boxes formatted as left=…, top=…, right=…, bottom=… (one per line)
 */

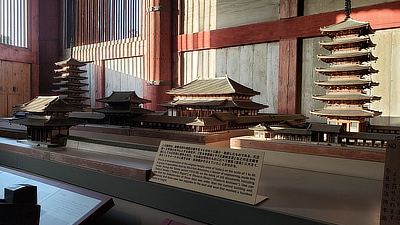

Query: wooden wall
left=0, top=61, right=31, bottom=117
left=0, top=0, right=39, bottom=117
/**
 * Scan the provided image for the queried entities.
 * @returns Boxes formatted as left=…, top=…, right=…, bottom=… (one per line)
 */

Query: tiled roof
left=11, top=116, right=80, bottom=127
left=159, top=98, right=267, bottom=110
left=54, top=67, right=86, bottom=74
left=54, top=74, right=88, bottom=80
left=55, top=57, right=86, bottom=67
left=95, top=106, right=152, bottom=114
left=318, top=51, right=377, bottom=63
left=159, top=99, right=227, bottom=107
left=314, top=79, right=378, bottom=87
left=97, top=91, right=151, bottom=104
left=320, top=18, right=373, bottom=34
left=316, top=65, right=378, bottom=75
left=13, top=96, right=83, bottom=113
left=308, top=123, right=342, bottom=133
left=320, top=36, right=375, bottom=50
left=13, top=96, right=59, bottom=113
left=312, top=94, right=381, bottom=102
left=210, top=112, right=239, bottom=121
left=311, top=108, right=381, bottom=117
left=166, top=76, right=260, bottom=96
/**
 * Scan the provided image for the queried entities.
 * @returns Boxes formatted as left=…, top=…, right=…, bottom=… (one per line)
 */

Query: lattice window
left=0, top=0, right=28, bottom=48
left=66, top=0, right=142, bottom=47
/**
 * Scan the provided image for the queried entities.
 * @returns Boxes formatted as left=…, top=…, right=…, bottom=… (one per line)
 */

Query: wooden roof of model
left=159, top=99, right=267, bottom=110
left=311, top=108, right=381, bottom=118
left=55, top=57, right=86, bottom=67
left=11, top=115, right=80, bottom=127
left=96, top=106, right=152, bottom=114
left=320, top=36, right=375, bottom=50
left=308, top=123, right=343, bottom=133
left=97, top=91, right=151, bottom=104
left=318, top=51, right=377, bottom=63
left=166, top=76, right=260, bottom=96
left=312, top=93, right=381, bottom=102
left=12, top=96, right=81, bottom=113
left=320, top=17, right=374, bottom=37
left=54, top=67, right=87, bottom=74
left=314, top=79, right=379, bottom=88
left=316, top=65, right=377, bottom=75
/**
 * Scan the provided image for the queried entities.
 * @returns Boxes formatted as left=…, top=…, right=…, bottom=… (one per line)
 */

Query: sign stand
left=150, top=141, right=267, bottom=205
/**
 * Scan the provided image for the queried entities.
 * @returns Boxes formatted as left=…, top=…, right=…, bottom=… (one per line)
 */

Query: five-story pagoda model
left=311, top=0, right=381, bottom=132
left=53, top=58, right=88, bottom=109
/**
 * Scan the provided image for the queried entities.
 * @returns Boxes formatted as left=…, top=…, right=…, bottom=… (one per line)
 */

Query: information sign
left=150, top=141, right=267, bottom=205
left=381, top=140, right=400, bottom=224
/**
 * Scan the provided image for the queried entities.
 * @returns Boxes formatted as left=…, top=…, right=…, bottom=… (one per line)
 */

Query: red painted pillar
left=144, top=0, right=172, bottom=111
left=278, top=0, right=300, bottom=114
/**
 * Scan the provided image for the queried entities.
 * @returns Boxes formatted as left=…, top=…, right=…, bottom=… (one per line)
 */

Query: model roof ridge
left=55, top=57, right=86, bottom=67
left=320, top=17, right=373, bottom=34
left=166, top=75, right=260, bottom=96
left=97, top=91, right=151, bottom=103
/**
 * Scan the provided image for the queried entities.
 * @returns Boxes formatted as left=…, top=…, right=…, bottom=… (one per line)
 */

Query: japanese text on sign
left=150, top=141, right=266, bottom=205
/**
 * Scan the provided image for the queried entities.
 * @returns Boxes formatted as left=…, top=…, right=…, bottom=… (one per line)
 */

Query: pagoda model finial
left=345, top=0, right=351, bottom=19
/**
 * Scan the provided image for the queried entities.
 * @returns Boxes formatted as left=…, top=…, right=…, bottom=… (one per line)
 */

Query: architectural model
left=311, top=2, right=381, bottom=132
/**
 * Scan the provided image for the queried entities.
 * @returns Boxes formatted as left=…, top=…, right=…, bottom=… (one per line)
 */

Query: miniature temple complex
left=53, top=58, right=88, bottom=108
left=11, top=96, right=81, bottom=146
left=159, top=76, right=268, bottom=117
left=131, top=76, right=306, bottom=132
left=311, top=7, right=381, bottom=132
left=96, top=91, right=152, bottom=125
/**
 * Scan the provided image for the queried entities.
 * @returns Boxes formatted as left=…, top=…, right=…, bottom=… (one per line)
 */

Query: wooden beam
left=176, top=1, right=400, bottom=53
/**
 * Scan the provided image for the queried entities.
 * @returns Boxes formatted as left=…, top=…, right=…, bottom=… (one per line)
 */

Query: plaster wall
left=81, top=57, right=145, bottom=107
left=301, top=37, right=330, bottom=123
left=83, top=59, right=146, bottom=108
left=182, top=42, right=279, bottom=113
left=104, top=57, right=145, bottom=99
left=369, top=28, right=400, bottom=125
left=303, top=0, right=399, bottom=16
left=183, top=0, right=280, bottom=34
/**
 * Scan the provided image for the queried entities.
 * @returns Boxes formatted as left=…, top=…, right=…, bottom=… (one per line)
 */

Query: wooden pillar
left=31, top=0, right=40, bottom=97
left=278, top=0, right=300, bottom=114
left=144, top=0, right=173, bottom=111
left=94, top=60, right=105, bottom=108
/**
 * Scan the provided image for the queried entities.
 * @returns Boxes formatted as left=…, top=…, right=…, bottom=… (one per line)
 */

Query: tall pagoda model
left=53, top=58, right=88, bottom=109
left=311, top=0, right=381, bottom=132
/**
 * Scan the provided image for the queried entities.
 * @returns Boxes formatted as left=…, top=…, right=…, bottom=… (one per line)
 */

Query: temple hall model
left=96, top=91, right=152, bottom=125
left=311, top=3, right=381, bottom=132
left=11, top=96, right=81, bottom=146
left=131, top=76, right=306, bottom=132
